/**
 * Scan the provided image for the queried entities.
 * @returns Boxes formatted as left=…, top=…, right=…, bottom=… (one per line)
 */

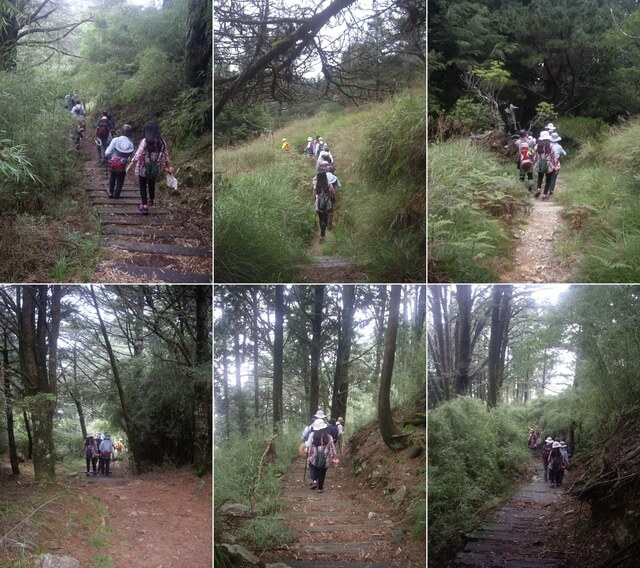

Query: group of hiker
left=515, top=122, right=567, bottom=199
left=82, top=432, right=124, bottom=477
left=65, top=92, right=174, bottom=215
left=300, top=409, right=344, bottom=493
left=528, top=428, right=571, bottom=489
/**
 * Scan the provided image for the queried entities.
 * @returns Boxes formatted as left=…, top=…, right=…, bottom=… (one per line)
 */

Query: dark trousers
left=109, top=171, right=126, bottom=198
left=309, top=464, right=328, bottom=490
left=520, top=169, right=534, bottom=188
left=91, top=457, right=98, bottom=473
left=557, top=467, right=565, bottom=485
left=537, top=171, right=555, bottom=196
left=543, top=458, right=549, bottom=482
left=550, top=466, right=561, bottom=485
left=100, top=457, right=110, bottom=475
left=85, top=457, right=96, bottom=473
left=548, top=171, right=559, bottom=194
left=97, top=136, right=109, bottom=162
left=317, top=211, right=329, bottom=236
left=139, top=175, right=156, bottom=205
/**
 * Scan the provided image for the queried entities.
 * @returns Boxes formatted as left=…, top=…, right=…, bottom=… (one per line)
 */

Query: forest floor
left=500, top=179, right=576, bottom=283
left=258, top=418, right=425, bottom=567
left=80, top=134, right=212, bottom=283
left=0, top=456, right=211, bottom=567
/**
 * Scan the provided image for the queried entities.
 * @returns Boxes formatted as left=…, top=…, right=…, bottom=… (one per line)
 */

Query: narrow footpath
left=262, top=450, right=420, bottom=568
left=454, top=460, right=568, bottom=568
left=80, top=135, right=211, bottom=283
left=500, top=180, right=575, bottom=283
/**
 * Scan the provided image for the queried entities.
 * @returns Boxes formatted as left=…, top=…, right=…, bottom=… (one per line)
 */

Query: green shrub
left=240, top=515, right=293, bottom=550
left=428, top=398, right=530, bottom=566
left=557, top=116, right=607, bottom=147
left=446, top=96, right=494, bottom=135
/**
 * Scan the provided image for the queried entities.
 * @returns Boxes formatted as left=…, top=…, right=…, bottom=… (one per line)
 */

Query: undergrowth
left=429, top=139, right=529, bottom=282
left=428, top=398, right=530, bottom=566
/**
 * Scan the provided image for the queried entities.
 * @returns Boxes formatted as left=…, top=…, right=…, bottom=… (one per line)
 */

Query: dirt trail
left=454, top=460, right=568, bottom=567
left=500, top=180, right=575, bottom=283
left=262, top=448, right=421, bottom=568
left=79, top=134, right=211, bottom=282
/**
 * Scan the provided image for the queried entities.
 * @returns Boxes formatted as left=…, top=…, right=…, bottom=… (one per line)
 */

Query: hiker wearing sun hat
left=542, top=436, right=554, bottom=482
left=305, top=137, right=315, bottom=155
left=307, top=417, right=338, bottom=493
left=534, top=131, right=560, bottom=199
left=549, top=441, right=564, bottom=488
left=281, top=138, right=291, bottom=153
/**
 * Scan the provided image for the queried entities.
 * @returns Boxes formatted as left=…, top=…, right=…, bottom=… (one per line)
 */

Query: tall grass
left=429, top=139, right=528, bottom=282
left=558, top=119, right=640, bottom=281
left=429, top=398, right=531, bottom=566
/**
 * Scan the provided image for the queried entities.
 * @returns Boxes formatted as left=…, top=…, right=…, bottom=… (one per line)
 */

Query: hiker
left=315, top=137, right=325, bottom=158
left=99, top=432, right=114, bottom=475
left=557, top=441, right=570, bottom=486
left=327, top=419, right=340, bottom=445
left=549, top=441, right=563, bottom=488
left=307, top=418, right=338, bottom=493
left=542, top=436, right=554, bottom=482
left=95, top=114, right=111, bottom=164
left=281, top=138, right=291, bottom=153
left=314, top=167, right=336, bottom=238
left=302, top=409, right=326, bottom=449
left=105, top=112, right=116, bottom=136
left=95, top=432, right=103, bottom=473
left=516, top=129, right=535, bottom=192
left=104, top=124, right=135, bottom=199
left=305, top=137, right=315, bottom=155
left=547, top=132, right=567, bottom=197
left=317, top=147, right=334, bottom=167
left=534, top=131, right=559, bottom=200
left=337, top=417, right=344, bottom=437
left=127, top=121, right=173, bottom=215
left=70, top=100, right=85, bottom=117
left=82, top=435, right=98, bottom=477
left=546, top=122, right=558, bottom=135
left=527, top=428, right=538, bottom=455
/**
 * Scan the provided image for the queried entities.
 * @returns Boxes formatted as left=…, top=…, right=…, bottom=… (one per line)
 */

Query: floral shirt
left=307, top=432, right=337, bottom=468
left=133, top=137, right=171, bottom=178
left=83, top=441, right=98, bottom=459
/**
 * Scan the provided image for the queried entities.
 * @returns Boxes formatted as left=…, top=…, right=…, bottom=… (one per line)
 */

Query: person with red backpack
left=127, top=122, right=172, bottom=214
left=104, top=124, right=134, bottom=199
left=307, top=418, right=338, bottom=493
left=515, top=129, right=535, bottom=192
left=541, top=436, right=554, bottom=482
left=534, top=131, right=560, bottom=199
left=95, top=114, right=112, bottom=164
left=82, top=435, right=98, bottom=477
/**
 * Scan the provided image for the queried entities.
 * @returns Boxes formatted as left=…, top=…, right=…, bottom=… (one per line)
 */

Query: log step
left=101, top=225, right=200, bottom=240
left=102, top=239, right=211, bottom=257
left=98, top=216, right=180, bottom=226
left=96, top=206, right=171, bottom=215
left=103, top=264, right=211, bottom=283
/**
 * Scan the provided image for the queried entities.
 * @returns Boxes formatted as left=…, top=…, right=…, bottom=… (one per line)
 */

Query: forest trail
left=454, top=460, right=567, bottom=567
left=80, top=135, right=212, bottom=283
left=262, top=450, right=417, bottom=568
left=72, top=469, right=212, bottom=567
left=500, top=179, right=575, bottom=283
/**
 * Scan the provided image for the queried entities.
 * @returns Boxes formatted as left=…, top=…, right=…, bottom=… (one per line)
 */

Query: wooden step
left=466, top=530, right=540, bottom=543
left=296, top=524, right=375, bottom=533
left=98, top=216, right=180, bottom=226
left=96, top=206, right=171, bottom=215
left=102, top=264, right=211, bottom=283
left=282, top=562, right=394, bottom=568
left=455, top=552, right=563, bottom=567
left=102, top=239, right=211, bottom=258
left=289, top=541, right=385, bottom=555
left=101, top=225, right=200, bottom=240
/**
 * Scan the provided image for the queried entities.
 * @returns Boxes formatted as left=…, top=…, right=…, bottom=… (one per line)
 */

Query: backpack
left=86, top=445, right=93, bottom=459
left=97, top=120, right=109, bottom=138
left=109, top=155, right=129, bottom=172
left=314, top=449, right=327, bottom=468
left=317, top=192, right=329, bottom=212
left=542, top=445, right=552, bottom=460
left=519, top=145, right=532, bottom=168
left=312, top=430, right=327, bottom=448
left=327, top=423, right=339, bottom=442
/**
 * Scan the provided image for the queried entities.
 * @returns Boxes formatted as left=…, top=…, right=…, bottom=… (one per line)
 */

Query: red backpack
left=519, top=144, right=532, bottom=168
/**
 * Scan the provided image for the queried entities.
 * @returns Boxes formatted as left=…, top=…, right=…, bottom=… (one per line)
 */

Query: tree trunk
left=251, top=288, right=260, bottom=419
left=23, top=409, right=32, bottom=460
left=378, top=286, right=407, bottom=451
left=487, top=285, right=512, bottom=409
left=455, top=285, right=473, bottom=395
left=71, top=344, right=87, bottom=439
left=2, top=334, right=19, bottom=475
left=273, top=286, right=284, bottom=431
left=185, top=0, right=211, bottom=89
left=414, top=285, right=426, bottom=341
left=331, top=285, right=356, bottom=421
left=234, top=328, right=247, bottom=435
left=222, top=350, right=230, bottom=439
left=374, top=285, right=387, bottom=378
left=193, top=286, right=211, bottom=474
left=90, top=286, right=139, bottom=474
left=310, top=285, right=324, bottom=419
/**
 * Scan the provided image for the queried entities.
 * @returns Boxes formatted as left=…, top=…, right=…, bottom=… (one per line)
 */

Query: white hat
left=312, top=418, right=327, bottom=431
left=314, top=409, right=326, bottom=420
left=282, top=138, right=287, bottom=142
left=545, top=436, right=553, bottom=443
left=538, top=131, right=551, bottom=141
left=560, top=441, right=567, bottom=447
left=552, top=441, right=561, bottom=448
left=550, top=132, right=562, bottom=142
left=546, top=123, right=556, bottom=131
left=307, top=137, right=313, bottom=141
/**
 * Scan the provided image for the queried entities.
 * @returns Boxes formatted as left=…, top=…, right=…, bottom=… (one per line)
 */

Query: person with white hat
left=307, top=417, right=338, bottom=493
left=549, top=441, right=563, bottom=488
left=305, top=137, right=315, bottom=156
left=547, top=131, right=567, bottom=197
left=302, top=409, right=326, bottom=448
left=541, top=436, right=554, bottom=482
left=534, top=131, right=560, bottom=199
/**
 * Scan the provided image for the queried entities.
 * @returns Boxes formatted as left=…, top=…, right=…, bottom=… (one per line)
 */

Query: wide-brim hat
left=538, top=131, right=551, bottom=141
left=545, top=437, right=553, bottom=443
left=307, top=137, right=313, bottom=141
left=550, top=132, right=562, bottom=142
left=552, top=441, right=561, bottom=448
left=312, top=419, right=327, bottom=431
left=314, top=410, right=326, bottom=420
left=546, top=122, right=556, bottom=130
left=282, top=138, right=287, bottom=142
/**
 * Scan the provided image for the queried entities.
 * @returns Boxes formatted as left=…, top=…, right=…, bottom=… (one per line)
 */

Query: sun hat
left=560, top=441, right=567, bottom=447
left=552, top=441, right=561, bottom=448
left=546, top=122, right=556, bottom=131
left=314, top=409, right=326, bottom=420
left=545, top=436, right=553, bottom=443
left=282, top=138, right=287, bottom=142
left=538, top=131, right=551, bottom=141
left=550, top=132, right=562, bottom=142
left=312, top=418, right=328, bottom=431
left=308, top=137, right=313, bottom=141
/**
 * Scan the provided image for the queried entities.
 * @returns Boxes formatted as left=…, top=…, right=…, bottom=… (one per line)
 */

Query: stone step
left=289, top=541, right=384, bottom=555
left=464, top=541, right=542, bottom=554
left=102, top=264, right=211, bottom=283
left=295, top=524, right=374, bottom=533
left=101, top=225, right=200, bottom=240
left=102, top=239, right=211, bottom=258
left=455, top=552, right=563, bottom=567
left=466, top=530, right=540, bottom=543
left=309, top=256, right=354, bottom=267
left=91, top=198, right=141, bottom=205
left=282, top=511, right=382, bottom=519
left=282, top=562, right=393, bottom=568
